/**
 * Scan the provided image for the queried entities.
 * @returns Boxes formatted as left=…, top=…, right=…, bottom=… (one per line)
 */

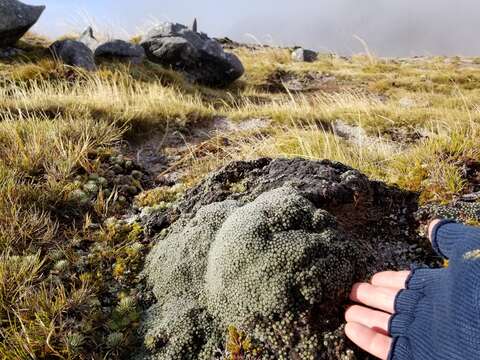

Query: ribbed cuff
left=387, top=336, right=399, bottom=360
left=388, top=336, right=411, bottom=360
left=393, top=289, right=422, bottom=314
left=405, top=265, right=439, bottom=291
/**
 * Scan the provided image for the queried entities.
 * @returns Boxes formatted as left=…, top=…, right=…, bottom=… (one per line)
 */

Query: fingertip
left=370, top=272, right=384, bottom=285
left=349, top=282, right=363, bottom=300
left=345, top=321, right=362, bottom=340
left=344, top=305, right=368, bottom=323
left=345, top=322, right=392, bottom=360
left=344, top=321, right=356, bottom=336
left=371, top=271, right=410, bottom=289
left=344, top=304, right=356, bottom=322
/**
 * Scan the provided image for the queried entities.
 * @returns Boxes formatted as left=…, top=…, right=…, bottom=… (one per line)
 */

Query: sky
left=27, top=0, right=480, bottom=57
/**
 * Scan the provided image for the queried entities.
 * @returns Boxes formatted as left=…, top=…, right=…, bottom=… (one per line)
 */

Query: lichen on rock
left=138, top=158, right=434, bottom=359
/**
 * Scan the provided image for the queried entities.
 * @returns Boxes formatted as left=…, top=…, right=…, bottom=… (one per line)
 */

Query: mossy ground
left=1, top=32, right=480, bottom=358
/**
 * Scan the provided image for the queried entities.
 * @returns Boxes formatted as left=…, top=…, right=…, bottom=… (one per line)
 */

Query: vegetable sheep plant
left=138, top=158, right=433, bottom=359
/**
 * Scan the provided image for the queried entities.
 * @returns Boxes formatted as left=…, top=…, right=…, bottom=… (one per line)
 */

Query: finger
left=345, top=305, right=391, bottom=335
left=371, top=271, right=410, bottom=289
left=345, top=322, right=392, bottom=360
left=350, top=283, right=399, bottom=314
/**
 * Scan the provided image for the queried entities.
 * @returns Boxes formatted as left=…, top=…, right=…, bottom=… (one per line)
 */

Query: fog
left=29, top=0, right=480, bottom=56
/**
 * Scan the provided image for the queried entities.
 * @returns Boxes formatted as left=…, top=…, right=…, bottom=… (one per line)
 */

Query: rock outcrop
left=292, top=47, right=318, bottom=62
left=0, top=0, right=45, bottom=47
left=191, top=18, right=198, bottom=33
left=95, top=39, right=145, bottom=64
left=49, top=40, right=96, bottom=71
left=140, top=22, right=244, bottom=87
left=78, top=27, right=145, bottom=65
left=0, top=46, right=23, bottom=58
left=78, top=26, right=99, bottom=51
left=138, top=158, right=435, bottom=359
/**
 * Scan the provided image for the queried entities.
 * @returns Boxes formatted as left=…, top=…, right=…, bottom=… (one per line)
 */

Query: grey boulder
left=49, top=40, right=96, bottom=71
left=292, top=47, right=318, bottom=62
left=0, top=0, right=45, bottom=47
left=94, top=39, right=145, bottom=64
left=0, top=46, right=23, bottom=58
left=78, top=26, right=99, bottom=51
left=141, top=22, right=244, bottom=87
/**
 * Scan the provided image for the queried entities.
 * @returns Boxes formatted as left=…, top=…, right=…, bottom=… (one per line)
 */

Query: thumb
left=429, top=219, right=480, bottom=261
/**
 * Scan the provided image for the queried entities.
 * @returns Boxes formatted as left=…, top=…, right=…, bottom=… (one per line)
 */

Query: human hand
left=344, top=219, right=450, bottom=359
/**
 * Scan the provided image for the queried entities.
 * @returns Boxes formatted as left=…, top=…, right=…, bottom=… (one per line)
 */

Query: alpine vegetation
left=139, top=159, right=431, bottom=359
left=2, top=1, right=480, bottom=359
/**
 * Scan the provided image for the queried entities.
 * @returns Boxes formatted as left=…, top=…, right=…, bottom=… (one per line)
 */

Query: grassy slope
left=1, top=33, right=480, bottom=358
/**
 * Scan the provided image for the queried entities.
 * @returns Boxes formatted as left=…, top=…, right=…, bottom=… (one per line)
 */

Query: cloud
left=227, top=0, right=480, bottom=56
left=32, top=0, right=480, bottom=56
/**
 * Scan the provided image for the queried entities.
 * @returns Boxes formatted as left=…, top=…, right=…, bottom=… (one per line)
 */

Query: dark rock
left=0, top=46, right=23, bottom=58
left=215, top=36, right=269, bottom=51
left=94, top=39, right=145, bottom=64
left=49, top=39, right=96, bottom=71
left=139, top=158, right=436, bottom=359
left=141, top=22, right=244, bottom=87
left=191, top=18, right=197, bottom=33
left=141, top=210, right=169, bottom=237
left=78, top=26, right=98, bottom=51
left=264, top=68, right=337, bottom=93
left=292, top=47, right=318, bottom=62
left=0, top=0, right=45, bottom=47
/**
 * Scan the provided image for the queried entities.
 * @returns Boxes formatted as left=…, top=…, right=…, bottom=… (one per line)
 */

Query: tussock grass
left=0, top=65, right=216, bottom=133
left=182, top=120, right=475, bottom=207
